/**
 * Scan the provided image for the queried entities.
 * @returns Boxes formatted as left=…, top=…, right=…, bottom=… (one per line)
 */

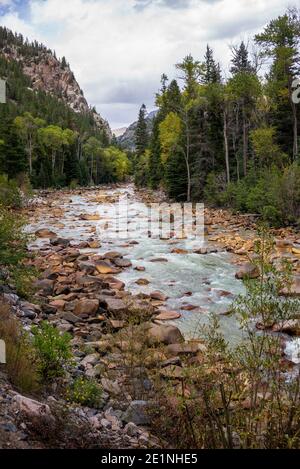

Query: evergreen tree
left=135, top=104, right=149, bottom=157
left=203, top=45, right=222, bottom=84
left=148, top=115, right=163, bottom=189
left=230, top=41, right=254, bottom=75
left=255, top=9, right=300, bottom=160
left=0, top=121, right=27, bottom=178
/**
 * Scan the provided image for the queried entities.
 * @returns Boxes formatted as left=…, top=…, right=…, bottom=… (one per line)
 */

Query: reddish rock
left=95, top=261, right=119, bottom=274
left=35, top=228, right=57, bottom=238
left=150, top=291, right=168, bottom=301
left=148, top=324, right=184, bottom=345
left=235, top=263, right=260, bottom=280
left=155, top=311, right=181, bottom=321
left=73, top=299, right=99, bottom=316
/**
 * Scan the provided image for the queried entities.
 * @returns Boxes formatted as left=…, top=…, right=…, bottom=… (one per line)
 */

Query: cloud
left=0, top=0, right=289, bottom=127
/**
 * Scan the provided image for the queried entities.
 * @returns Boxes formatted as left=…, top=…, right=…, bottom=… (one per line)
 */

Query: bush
left=150, top=229, right=300, bottom=448
left=0, top=300, right=40, bottom=393
left=0, top=205, right=35, bottom=297
left=0, top=174, right=22, bottom=208
left=208, top=164, right=300, bottom=225
left=69, top=179, right=79, bottom=190
left=32, top=322, right=72, bottom=381
left=66, top=377, right=103, bottom=408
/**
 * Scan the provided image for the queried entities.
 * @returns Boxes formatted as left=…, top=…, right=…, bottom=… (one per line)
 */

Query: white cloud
left=0, top=0, right=290, bottom=127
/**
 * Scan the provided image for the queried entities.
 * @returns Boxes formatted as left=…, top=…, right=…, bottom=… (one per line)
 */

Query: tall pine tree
left=135, top=104, right=149, bottom=157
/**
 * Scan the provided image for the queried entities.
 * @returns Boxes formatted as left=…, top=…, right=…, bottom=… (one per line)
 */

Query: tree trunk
left=185, top=123, right=191, bottom=203
left=52, top=151, right=55, bottom=175
left=292, top=101, right=298, bottom=160
left=223, top=109, right=230, bottom=184
left=29, top=138, right=33, bottom=175
left=242, top=108, right=248, bottom=177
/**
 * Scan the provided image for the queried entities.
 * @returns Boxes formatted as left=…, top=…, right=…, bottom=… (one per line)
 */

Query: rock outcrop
left=1, top=38, right=111, bottom=139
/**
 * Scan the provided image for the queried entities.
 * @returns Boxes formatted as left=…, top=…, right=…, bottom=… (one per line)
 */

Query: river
left=28, top=184, right=248, bottom=344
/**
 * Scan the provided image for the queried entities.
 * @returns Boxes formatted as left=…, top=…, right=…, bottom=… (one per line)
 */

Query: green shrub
left=32, top=322, right=72, bottom=381
left=0, top=301, right=40, bottom=393
left=0, top=204, right=35, bottom=297
left=210, top=164, right=300, bottom=225
left=0, top=174, right=22, bottom=208
left=69, top=179, right=79, bottom=190
left=66, top=377, right=103, bottom=408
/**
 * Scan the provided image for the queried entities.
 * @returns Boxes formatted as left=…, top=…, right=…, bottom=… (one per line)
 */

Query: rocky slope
left=0, top=29, right=111, bottom=139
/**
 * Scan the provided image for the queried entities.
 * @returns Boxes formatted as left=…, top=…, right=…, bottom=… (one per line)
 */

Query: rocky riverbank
left=1, top=184, right=300, bottom=449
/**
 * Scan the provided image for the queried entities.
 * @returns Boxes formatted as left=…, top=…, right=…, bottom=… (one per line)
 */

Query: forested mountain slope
left=0, top=27, right=132, bottom=189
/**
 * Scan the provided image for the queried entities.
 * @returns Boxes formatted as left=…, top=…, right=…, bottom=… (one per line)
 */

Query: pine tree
left=135, top=104, right=148, bottom=157
left=255, top=9, right=300, bottom=160
left=203, top=45, right=221, bottom=84
left=230, top=41, right=253, bottom=75
left=148, top=114, right=163, bottom=189
left=0, top=121, right=27, bottom=179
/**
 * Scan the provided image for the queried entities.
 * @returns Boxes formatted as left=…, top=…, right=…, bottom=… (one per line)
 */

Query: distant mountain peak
left=117, top=109, right=158, bottom=150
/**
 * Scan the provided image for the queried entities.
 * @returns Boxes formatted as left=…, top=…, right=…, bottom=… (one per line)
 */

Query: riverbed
left=28, top=184, right=247, bottom=344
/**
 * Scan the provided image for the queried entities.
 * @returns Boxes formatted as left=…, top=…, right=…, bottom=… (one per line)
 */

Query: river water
left=29, top=185, right=248, bottom=344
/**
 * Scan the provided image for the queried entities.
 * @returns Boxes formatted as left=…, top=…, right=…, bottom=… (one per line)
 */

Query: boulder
left=105, top=277, right=125, bottom=291
left=88, top=240, right=101, bottom=249
left=35, top=229, right=57, bottom=238
left=95, top=261, right=119, bottom=275
left=79, top=213, right=100, bottom=221
left=148, top=324, right=184, bottom=345
left=171, top=248, right=188, bottom=254
left=181, top=304, right=198, bottom=311
left=78, top=261, right=96, bottom=274
left=113, top=258, right=132, bottom=268
left=109, top=319, right=126, bottom=330
left=50, top=238, right=71, bottom=247
left=235, top=263, right=260, bottom=280
left=13, top=395, right=54, bottom=423
left=101, top=378, right=121, bottom=395
left=62, top=312, right=82, bottom=324
left=136, top=278, right=150, bottom=286
left=81, top=353, right=100, bottom=367
left=272, top=320, right=300, bottom=336
left=101, top=297, right=127, bottom=315
left=122, top=400, right=150, bottom=426
left=74, top=299, right=99, bottom=316
left=150, top=291, right=168, bottom=302
left=155, top=310, right=181, bottom=321
left=280, top=277, right=300, bottom=297
left=165, top=342, right=207, bottom=357
left=104, top=251, right=123, bottom=260
left=34, top=279, right=54, bottom=295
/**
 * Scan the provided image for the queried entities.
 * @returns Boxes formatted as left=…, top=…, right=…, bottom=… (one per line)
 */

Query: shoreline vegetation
left=0, top=6, right=300, bottom=450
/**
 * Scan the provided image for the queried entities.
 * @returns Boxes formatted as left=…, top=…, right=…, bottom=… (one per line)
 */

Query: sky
left=0, top=0, right=295, bottom=129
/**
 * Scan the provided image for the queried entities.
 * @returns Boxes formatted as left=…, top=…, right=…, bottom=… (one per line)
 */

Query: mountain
left=117, top=110, right=158, bottom=150
left=112, top=127, right=127, bottom=138
left=0, top=26, right=111, bottom=139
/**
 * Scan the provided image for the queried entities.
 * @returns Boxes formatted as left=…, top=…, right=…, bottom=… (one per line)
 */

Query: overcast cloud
left=0, top=0, right=292, bottom=128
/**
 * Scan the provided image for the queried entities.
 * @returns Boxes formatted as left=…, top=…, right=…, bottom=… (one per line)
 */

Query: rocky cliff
left=0, top=28, right=111, bottom=139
